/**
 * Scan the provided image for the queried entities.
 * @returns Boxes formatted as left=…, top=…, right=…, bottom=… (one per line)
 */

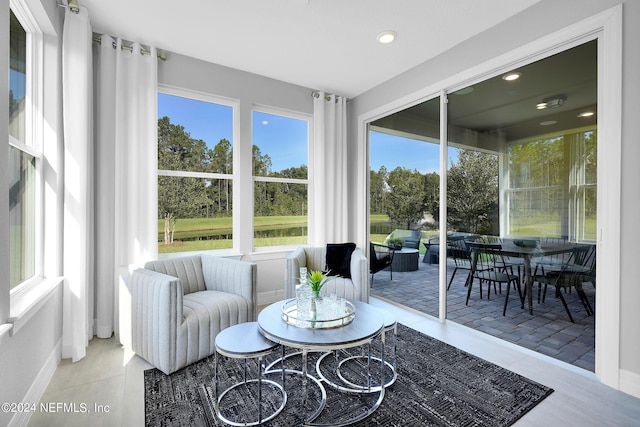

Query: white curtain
left=310, top=92, right=349, bottom=245
left=96, top=38, right=158, bottom=342
left=93, top=34, right=116, bottom=339
left=62, top=6, right=157, bottom=361
left=62, top=7, right=93, bottom=361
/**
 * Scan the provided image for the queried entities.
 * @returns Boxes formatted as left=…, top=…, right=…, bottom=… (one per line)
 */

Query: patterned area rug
left=145, top=324, right=553, bottom=426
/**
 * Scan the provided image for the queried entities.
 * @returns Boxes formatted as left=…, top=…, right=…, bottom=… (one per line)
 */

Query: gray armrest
left=130, top=268, right=184, bottom=374
left=349, top=248, right=369, bottom=302
left=285, top=247, right=307, bottom=298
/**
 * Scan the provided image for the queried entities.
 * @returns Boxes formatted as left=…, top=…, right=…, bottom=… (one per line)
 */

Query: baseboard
left=8, top=338, right=61, bottom=427
left=619, top=369, right=640, bottom=399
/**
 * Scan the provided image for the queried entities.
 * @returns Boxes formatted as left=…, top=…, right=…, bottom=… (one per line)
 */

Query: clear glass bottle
left=296, top=267, right=310, bottom=319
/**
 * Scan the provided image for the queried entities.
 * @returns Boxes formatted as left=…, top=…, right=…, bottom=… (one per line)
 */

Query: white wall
left=158, top=53, right=314, bottom=304
left=618, top=0, right=640, bottom=381
left=0, top=288, right=62, bottom=427
left=349, top=0, right=640, bottom=392
left=0, top=1, right=65, bottom=424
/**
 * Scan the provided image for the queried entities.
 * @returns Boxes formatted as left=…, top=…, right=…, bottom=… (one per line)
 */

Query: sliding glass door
left=445, top=40, right=597, bottom=368
left=368, top=96, right=440, bottom=317
left=368, top=39, right=598, bottom=371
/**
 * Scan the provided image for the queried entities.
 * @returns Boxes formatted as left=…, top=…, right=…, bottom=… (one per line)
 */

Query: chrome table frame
left=258, top=300, right=388, bottom=427
left=214, top=322, right=287, bottom=426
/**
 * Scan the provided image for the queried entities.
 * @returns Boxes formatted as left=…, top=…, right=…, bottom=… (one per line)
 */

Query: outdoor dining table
left=498, top=240, right=580, bottom=315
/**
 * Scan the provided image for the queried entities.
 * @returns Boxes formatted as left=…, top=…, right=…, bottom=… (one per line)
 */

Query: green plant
left=387, top=237, right=404, bottom=248
left=304, top=270, right=335, bottom=294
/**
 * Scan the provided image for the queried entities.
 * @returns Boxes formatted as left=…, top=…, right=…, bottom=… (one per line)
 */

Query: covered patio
left=368, top=38, right=598, bottom=374
left=370, top=257, right=595, bottom=371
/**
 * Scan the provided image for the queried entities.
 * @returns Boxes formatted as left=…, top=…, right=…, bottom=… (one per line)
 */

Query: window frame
left=9, top=0, right=45, bottom=295
left=571, top=129, right=597, bottom=242
left=156, top=85, right=238, bottom=256
left=251, top=105, right=311, bottom=250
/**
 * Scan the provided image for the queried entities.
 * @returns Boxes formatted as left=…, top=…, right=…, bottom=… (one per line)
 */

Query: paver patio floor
left=370, top=257, right=596, bottom=371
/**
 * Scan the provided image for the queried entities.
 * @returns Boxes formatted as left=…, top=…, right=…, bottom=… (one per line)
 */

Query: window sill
left=158, top=249, right=242, bottom=260
left=9, top=276, right=63, bottom=336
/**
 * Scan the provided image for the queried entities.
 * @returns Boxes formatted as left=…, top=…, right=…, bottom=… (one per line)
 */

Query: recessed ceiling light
left=454, top=86, right=474, bottom=95
left=377, top=31, right=397, bottom=44
left=578, top=111, right=595, bottom=118
left=536, top=103, right=548, bottom=110
left=502, top=72, right=521, bottom=81
left=540, top=120, right=558, bottom=126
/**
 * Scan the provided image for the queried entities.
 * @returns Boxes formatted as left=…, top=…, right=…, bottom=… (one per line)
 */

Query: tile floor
left=27, top=337, right=151, bottom=427
left=26, top=298, right=639, bottom=427
left=371, top=257, right=596, bottom=371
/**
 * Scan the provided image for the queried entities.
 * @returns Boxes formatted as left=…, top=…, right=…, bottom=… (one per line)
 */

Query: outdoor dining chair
left=465, top=241, right=523, bottom=316
left=533, top=246, right=594, bottom=323
left=446, top=236, right=474, bottom=290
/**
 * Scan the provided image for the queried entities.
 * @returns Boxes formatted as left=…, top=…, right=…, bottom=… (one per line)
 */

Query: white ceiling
left=78, top=0, right=540, bottom=98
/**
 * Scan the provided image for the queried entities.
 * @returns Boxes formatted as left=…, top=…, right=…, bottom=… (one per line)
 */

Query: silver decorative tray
left=281, top=298, right=355, bottom=329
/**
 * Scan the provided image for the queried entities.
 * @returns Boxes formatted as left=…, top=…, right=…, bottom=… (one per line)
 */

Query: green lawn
left=509, top=215, right=597, bottom=240
left=254, top=215, right=307, bottom=228
left=158, top=215, right=307, bottom=234
left=158, top=216, right=308, bottom=254
left=158, top=213, right=593, bottom=255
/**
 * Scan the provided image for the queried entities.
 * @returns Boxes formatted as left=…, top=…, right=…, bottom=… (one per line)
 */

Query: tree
left=158, top=116, right=215, bottom=243
left=423, top=172, right=440, bottom=222
left=370, top=166, right=388, bottom=214
left=208, top=139, right=232, bottom=215
left=447, top=149, right=498, bottom=234
left=270, top=165, right=308, bottom=216
left=385, top=167, right=426, bottom=229
left=507, top=137, right=565, bottom=217
left=583, top=131, right=597, bottom=218
left=253, top=145, right=274, bottom=216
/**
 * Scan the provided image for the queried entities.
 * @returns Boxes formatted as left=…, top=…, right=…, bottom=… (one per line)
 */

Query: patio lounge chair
left=384, top=229, right=422, bottom=249
left=370, top=242, right=395, bottom=285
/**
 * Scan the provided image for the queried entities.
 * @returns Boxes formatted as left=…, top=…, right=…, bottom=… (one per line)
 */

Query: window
left=252, top=109, right=309, bottom=248
left=506, top=135, right=566, bottom=238
left=506, top=127, right=597, bottom=241
left=157, top=91, right=235, bottom=253
left=9, top=8, right=38, bottom=289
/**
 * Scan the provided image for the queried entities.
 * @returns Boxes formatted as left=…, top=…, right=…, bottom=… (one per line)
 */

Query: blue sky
left=158, top=93, right=234, bottom=147
left=10, top=69, right=26, bottom=100
left=158, top=93, right=453, bottom=173
left=252, top=111, right=308, bottom=171
left=370, top=131, right=448, bottom=174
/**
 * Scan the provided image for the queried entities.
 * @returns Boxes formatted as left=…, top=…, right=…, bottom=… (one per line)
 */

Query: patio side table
left=391, top=248, right=419, bottom=272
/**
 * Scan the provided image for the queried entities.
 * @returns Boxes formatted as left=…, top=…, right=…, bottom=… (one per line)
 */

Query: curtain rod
left=57, top=1, right=167, bottom=61
left=68, top=0, right=79, bottom=13
left=311, top=91, right=350, bottom=102
left=92, top=35, right=168, bottom=61
left=57, top=0, right=79, bottom=13
left=311, top=91, right=332, bottom=101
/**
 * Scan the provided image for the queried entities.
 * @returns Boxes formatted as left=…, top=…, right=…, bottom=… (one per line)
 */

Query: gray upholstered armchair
left=130, top=254, right=257, bottom=374
left=285, top=246, right=368, bottom=302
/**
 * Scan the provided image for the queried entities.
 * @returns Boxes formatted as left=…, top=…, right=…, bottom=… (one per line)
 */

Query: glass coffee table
left=257, top=299, right=388, bottom=426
